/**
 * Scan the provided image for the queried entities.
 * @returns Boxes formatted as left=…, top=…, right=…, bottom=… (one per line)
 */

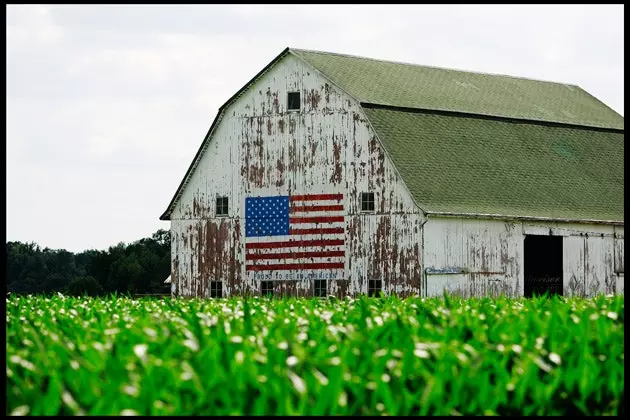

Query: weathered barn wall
left=345, top=214, right=423, bottom=297
left=560, top=224, right=621, bottom=296
left=170, top=54, right=424, bottom=297
left=423, top=218, right=523, bottom=298
left=423, top=217, right=624, bottom=298
left=614, top=226, right=624, bottom=295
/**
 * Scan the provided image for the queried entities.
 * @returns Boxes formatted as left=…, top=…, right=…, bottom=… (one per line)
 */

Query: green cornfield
left=6, top=294, right=624, bottom=416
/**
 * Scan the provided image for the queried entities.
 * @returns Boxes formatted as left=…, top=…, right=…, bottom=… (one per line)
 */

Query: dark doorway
left=524, top=235, right=563, bottom=297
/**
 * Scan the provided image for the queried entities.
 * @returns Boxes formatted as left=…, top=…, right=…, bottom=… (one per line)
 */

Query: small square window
left=261, top=280, right=274, bottom=297
left=368, top=279, right=382, bottom=297
left=216, top=196, right=229, bottom=216
left=287, top=91, right=300, bottom=111
left=314, top=280, right=327, bottom=297
left=210, top=281, right=223, bottom=298
left=361, top=192, right=375, bottom=212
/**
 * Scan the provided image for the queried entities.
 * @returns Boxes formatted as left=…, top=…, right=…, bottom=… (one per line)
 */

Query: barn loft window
left=314, top=280, right=327, bottom=297
left=216, top=196, right=229, bottom=216
left=287, top=91, right=301, bottom=111
left=261, top=280, right=274, bottom=297
left=361, top=192, right=375, bottom=212
left=368, top=279, right=382, bottom=297
left=210, top=281, right=223, bottom=298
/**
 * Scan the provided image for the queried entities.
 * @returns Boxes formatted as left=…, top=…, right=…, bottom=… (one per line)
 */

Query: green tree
left=67, top=276, right=103, bottom=296
left=6, top=229, right=171, bottom=296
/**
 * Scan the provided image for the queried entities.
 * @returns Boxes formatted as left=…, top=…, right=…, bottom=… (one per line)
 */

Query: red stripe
left=290, top=216, right=344, bottom=224
left=290, top=194, right=343, bottom=202
left=289, top=227, right=345, bottom=235
left=290, top=204, right=344, bottom=213
left=246, top=262, right=345, bottom=271
left=246, top=251, right=345, bottom=261
left=246, top=239, right=344, bottom=250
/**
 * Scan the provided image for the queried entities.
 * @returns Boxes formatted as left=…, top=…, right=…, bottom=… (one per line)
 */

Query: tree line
left=6, top=229, right=171, bottom=296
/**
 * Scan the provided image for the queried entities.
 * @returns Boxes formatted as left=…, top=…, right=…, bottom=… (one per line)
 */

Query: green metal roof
left=291, top=49, right=624, bottom=131
left=363, top=107, right=624, bottom=221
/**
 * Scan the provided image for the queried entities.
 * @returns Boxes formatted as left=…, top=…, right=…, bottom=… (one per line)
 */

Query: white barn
left=160, top=47, right=624, bottom=298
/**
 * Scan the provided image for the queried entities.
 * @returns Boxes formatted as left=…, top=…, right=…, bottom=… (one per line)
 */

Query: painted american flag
left=245, top=193, right=345, bottom=275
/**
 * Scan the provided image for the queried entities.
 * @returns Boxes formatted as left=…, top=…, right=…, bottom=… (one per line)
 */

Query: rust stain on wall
left=376, top=148, right=385, bottom=181
left=604, top=250, right=615, bottom=294
left=370, top=216, right=393, bottom=283
left=288, top=117, right=297, bottom=134
left=272, top=91, right=280, bottom=114
left=307, top=88, right=322, bottom=110
left=614, top=237, right=624, bottom=273
left=347, top=215, right=422, bottom=298
left=178, top=219, right=244, bottom=297
left=287, top=137, right=298, bottom=172
left=192, top=197, right=200, bottom=218
left=330, top=136, right=342, bottom=184
left=334, top=280, right=350, bottom=298
left=301, top=139, right=316, bottom=168
left=275, top=150, right=285, bottom=187
left=366, top=135, right=386, bottom=189
left=246, top=117, right=266, bottom=188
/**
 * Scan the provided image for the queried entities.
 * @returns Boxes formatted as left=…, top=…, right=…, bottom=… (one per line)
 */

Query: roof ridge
left=289, top=47, right=582, bottom=89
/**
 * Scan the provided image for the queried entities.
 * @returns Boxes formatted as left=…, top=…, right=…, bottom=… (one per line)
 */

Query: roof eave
left=425, top=210, right=624, bottom=226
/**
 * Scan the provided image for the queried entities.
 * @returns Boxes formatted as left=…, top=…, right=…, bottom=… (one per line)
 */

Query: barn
left=159, top=47, right=624, bottom=299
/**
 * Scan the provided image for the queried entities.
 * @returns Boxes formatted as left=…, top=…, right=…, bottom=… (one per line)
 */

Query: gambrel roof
left=292, top=49, right=624, bottom=130
left=161, top=47, right=624, bottom=223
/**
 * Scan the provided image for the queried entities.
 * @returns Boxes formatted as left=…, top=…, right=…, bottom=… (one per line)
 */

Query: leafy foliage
left=5, top=294, right=624, bottom=415
left=6, top=230, right=170, bottom=296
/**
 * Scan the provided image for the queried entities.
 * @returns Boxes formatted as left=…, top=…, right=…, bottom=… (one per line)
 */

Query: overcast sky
left=6, top=4, right=624, bottom=253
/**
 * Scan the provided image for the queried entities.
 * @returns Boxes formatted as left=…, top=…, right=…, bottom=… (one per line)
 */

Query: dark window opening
left=287, top=91, right=301, bottom=111
left=524, top=235, right=563, bottom=297
left=368, top=279, right=382, bottom=297
left=216, top=196, right=229, bottom=216
left=361, top=192, right=375, bottom=212
left=261, top=280, right=274, bottom=297
left=210, top=281, right=223, bottom=298
left=314, top=280, right=327, bottom=297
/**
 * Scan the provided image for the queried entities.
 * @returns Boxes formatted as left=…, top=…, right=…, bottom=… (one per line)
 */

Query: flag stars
left=245, top=195, right=291, bottom=237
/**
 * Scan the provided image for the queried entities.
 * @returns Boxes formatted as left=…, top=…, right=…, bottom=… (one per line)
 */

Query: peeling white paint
left=424, top=218, right=622, bottom=297
left=166, top=54, right=623, bottom=299
left=424, top=218, right=522, bottom=298
left=169, top=54, right=424, bottom=298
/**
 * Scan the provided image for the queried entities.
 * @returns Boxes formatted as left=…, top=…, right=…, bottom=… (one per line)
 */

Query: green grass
left=6, top=294, right=624, bottom=416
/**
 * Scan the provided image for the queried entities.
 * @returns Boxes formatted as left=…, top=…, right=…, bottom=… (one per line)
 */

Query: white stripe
left=288, top=222, right=345, bottom=229
left=247, top=245, right=345, bottom=254
left=289, top=211, right=345, bottom=218
left=289, top=199, right=344, bottom=206
left=245, top=233, right=345, bottom=243
left=246, top=245, right=344, bottom=253
left=246, top=257, right=345, bottom=265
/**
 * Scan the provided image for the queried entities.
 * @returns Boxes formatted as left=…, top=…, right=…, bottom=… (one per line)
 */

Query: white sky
left=6, top=4, right=624, bottom=253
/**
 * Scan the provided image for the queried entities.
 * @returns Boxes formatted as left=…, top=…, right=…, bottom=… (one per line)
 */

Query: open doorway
left=524, top=235, right=563, bottom=297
